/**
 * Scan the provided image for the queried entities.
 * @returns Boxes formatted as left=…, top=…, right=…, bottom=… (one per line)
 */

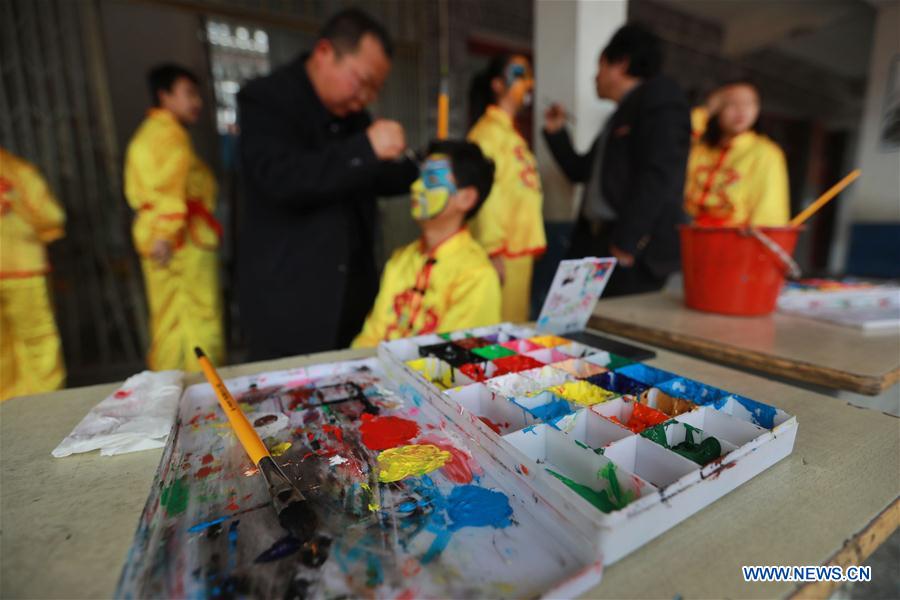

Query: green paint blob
left=597, top=461, right=634, bottom=508
left=672, top=437, right=721, bottom=465
left=640, top=424, right=669, bottom=447
left=606, top=354, right=634, bottom=370
left=546, top=463, right=634, bottom=514
left=641, top=422, right=723, bottom=465
left=547, top=469, right=616, bottom=512
left=471, top=344, right=516, bottom=360
left=160, top=477, right=189, bottom=517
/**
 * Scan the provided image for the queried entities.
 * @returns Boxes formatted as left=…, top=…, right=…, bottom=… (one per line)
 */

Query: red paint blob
left=226, top=501, right=240, bottom=512
left=459, top=362, right=490, bottom=382
left=612, top=403, right=670, bottom=433
left=358, top=415, right=420, bottom=451
left=421, top=437, right=482, bottom=484
left=520, top=464, right=530, bottom=475
left=322, top=424, right=344, bottom=444
left=195, top=465, right=222, bottom=479
left=492, top=354, right=545, bottom=376
left=201, top=453, right=214, bottom=465
left=478, top=416, right=502, bottom=435
left=114, top=389, right=131, bottom=399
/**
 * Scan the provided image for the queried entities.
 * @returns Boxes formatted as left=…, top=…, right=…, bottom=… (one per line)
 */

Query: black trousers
left=566, top=217, right=666, bottom=298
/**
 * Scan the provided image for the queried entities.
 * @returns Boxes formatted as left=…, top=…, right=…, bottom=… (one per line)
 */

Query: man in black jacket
left=237, top=9, right=418, bottom=359
left=543, top=24, right=690, bottom=296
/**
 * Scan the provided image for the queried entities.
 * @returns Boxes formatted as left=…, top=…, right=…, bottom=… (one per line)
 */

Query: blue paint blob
left=616, top=363, right=678, bottom=386
left=713, top=394, right=778, bottom=429
left=187, top=516, right=228, bottom=533
left=657, top=377, right=725, bottom=405
left=254, top=535, right=302, bottom=563
left=527, top=398, right=573, bottom=423
left=446, top=485, right=513, bottom=531
left=586, top=372, right=649, bottom=396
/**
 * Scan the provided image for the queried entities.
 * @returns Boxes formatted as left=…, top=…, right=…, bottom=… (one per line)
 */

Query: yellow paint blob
left=552, top=381, right=617, bottom=406
left=368, top=503, right=381, bottom=512
left=377, top=444, right=451, bottom=483
left=405, top=358, right=454, bottom=389
left=269, top=441, right=293, bottom=457
left=529, top=335, right=570, bottom=348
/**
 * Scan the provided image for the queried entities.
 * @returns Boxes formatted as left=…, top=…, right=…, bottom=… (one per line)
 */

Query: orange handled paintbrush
left=194, top=347, right=317, bottom=542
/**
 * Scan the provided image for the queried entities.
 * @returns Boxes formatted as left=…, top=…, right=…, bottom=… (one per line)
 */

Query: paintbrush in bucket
left=194, top=347, right=318, bottom=543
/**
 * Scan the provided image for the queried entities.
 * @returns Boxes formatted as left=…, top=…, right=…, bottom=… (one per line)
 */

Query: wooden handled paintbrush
left=194, top=347, right=318, bottom=542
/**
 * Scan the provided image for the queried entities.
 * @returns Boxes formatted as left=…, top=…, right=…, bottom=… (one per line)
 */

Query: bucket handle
left=747, top=228, right=802, bottom=279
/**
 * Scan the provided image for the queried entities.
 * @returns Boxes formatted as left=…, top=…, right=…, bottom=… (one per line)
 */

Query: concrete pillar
left=533, top=0, right=628, bottom=222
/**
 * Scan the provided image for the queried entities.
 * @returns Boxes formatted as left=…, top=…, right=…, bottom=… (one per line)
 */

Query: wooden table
left=590, top=291, right=900, bottom=396
left=2, top=341, right=897, bottom=599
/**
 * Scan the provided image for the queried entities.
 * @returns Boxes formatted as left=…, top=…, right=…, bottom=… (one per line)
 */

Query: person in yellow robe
left=467, top=54, right=546, bottom=322
left=685, top=80, right=790, bottom=227
left=0, top=148, right=66, bottom=401
left=124, top=64, right=223, bottom=371
left=353, top=141, right=500, bottom=347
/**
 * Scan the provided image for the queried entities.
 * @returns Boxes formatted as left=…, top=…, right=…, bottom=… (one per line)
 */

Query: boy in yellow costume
left=125, top=64, right=223, bottom=371
left=467, top=55, right=546, bottom=322
left=0, top=148, right=66, bottom=401
left=685, top=81, right=789, bottom=227
left=353, top=141, right=500, bottom=347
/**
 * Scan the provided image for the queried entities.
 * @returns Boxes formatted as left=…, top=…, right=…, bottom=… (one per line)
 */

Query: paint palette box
left=379, top=323, right=799, bottom=567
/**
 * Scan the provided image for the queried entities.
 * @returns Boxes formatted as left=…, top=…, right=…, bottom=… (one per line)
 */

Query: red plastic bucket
left=679, top=225, right=801, bottom=316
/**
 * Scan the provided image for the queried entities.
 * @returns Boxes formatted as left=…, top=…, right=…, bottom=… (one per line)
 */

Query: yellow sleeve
left=351, top=259, right=398, bottom=348
left=748, top=142, right=790, bottom=227
left=144, top=130, right=192, bottom=244
left=441, top=263, right=501, bottom=332
left=17, top=163, right=66, bottom=243
left=467, top=126, right=508, bottom=256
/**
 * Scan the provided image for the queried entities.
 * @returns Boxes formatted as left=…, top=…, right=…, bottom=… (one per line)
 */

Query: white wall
left=830, top=0, right=900, bottom=269
left=533, top=0, right=627, bottom=221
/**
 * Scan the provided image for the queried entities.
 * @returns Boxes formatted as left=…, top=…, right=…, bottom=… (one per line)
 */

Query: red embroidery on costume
left=514, top=145, right=539, bottom=190
left=690, top=147, right=741, bottom=225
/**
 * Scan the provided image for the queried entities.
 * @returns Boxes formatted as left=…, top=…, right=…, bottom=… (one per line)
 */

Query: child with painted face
left=352, top=141, right=501, bottom=347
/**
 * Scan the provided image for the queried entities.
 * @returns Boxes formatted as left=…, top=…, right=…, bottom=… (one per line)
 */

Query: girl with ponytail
left=467, top=54, right=546, bottom=322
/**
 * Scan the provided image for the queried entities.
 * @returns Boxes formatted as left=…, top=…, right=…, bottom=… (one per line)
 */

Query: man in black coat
left=543, top=24, right=690, bottom=296
left=237, top=9, right=418, bottom=359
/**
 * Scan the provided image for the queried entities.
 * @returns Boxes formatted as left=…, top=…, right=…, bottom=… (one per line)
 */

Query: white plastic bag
left=52, top=370, right=184, bottom=457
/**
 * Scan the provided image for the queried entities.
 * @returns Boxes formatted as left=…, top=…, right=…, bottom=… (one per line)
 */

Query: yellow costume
left=685, top=131, right=790, bottom=227
left=125, top=108, right=223, bottom=371
left=352, top=228, right=501, bottom=347
left=467, top=106, right=546, bottom=322
left=690, top=106, right=708, bottom=140
left=0, top=148, right=66, bottom=401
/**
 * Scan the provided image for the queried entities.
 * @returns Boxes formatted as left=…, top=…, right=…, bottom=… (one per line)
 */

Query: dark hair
left=427, top=139, right=496, bottom=220
left=148, top=63, right=199, bottom=106
left=318, top=8, right=393, bottom=58
left=601, top=24, right=662, bottom=78
left=468, top=54, right=513, bottom=126
left=701, top=79, right=763, bottom=147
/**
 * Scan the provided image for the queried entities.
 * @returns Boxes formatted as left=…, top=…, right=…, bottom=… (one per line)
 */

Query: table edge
left=589, top=314, right=897, bottom=396
left=788, top=496, right=900, bottom=599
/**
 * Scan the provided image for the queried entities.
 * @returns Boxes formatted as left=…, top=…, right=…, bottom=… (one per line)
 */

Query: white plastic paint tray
left=379, top=323, right=799, bottom=568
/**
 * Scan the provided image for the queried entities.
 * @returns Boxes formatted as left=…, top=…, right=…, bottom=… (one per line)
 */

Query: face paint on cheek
left=410, top=156, right=456, bottom=221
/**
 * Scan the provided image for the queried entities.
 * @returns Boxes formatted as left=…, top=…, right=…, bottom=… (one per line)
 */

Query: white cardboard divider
left=556, top=408, right=632, bottom=450
left=602, top=435, right=700, bottom=489
left=503, top=424, right=655, bottom=505
left=445, top=383, right=536, bottom=434
left=676, top=406, right=769, bottom=447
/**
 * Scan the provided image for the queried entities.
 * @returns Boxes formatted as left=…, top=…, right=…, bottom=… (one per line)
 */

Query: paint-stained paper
left=537, top=257, right=616, bottom=334
left=52, top=370, right=183, bottom=457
